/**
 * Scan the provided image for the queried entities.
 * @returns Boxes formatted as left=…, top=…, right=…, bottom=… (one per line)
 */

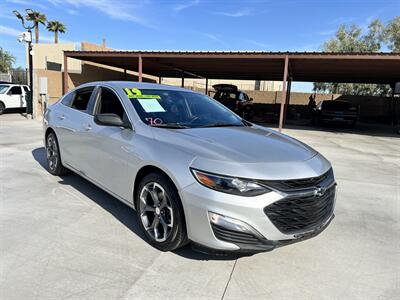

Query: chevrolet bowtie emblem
left=314, top=186, right=326, bottom=197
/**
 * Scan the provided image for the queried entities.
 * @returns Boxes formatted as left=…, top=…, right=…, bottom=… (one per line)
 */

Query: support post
left=205, top=78, right=208, bottom=95
left=27, top=33, right=33, bottom=117
left=138, top=55, right=143, bottom=82
left=283, top=77, right=292, bottom=125
left=63, top=53, right=68, bottom=94
left=158, top=76, right=162, bottom=84
left=391, top=87, right=396, bottom=127
left=181, top=73, right=185, bottom=88
left=124, top=69, right=127, bottom=80
left=278, top=55, right=289, bottom=132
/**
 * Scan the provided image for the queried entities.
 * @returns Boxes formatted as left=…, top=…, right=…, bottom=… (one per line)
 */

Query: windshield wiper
left=198, top=122, right=244, bottom=128
left=151, top=123, right=190, bottom=129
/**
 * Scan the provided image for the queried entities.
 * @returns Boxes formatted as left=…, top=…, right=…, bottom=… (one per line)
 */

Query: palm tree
left=25, top=11, right=47, bottom=43
left=46, top=21, right=66, bottom=44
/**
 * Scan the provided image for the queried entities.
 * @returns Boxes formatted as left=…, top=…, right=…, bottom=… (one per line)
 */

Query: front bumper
left=180, top=175, right=336, bottom=252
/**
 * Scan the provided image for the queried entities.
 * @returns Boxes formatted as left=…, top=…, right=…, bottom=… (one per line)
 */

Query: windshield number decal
left=124, top=88, right=160, bottom=99
left=145, top=117, right=163, bottom=125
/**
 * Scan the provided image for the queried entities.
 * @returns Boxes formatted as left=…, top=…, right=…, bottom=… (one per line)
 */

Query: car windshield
left=127, top=88, right=245, bottom=129
left=0, top=85, right=10, bottom=94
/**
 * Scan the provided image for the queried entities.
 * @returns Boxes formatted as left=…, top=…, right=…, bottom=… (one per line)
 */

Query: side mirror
left=250, top=98, right=253, bottom=101
left=94, top=113, right=132, bottom=129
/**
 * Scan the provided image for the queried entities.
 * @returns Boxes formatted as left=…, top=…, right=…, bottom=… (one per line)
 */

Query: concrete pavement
left=1, top=113, right=399, bottom=299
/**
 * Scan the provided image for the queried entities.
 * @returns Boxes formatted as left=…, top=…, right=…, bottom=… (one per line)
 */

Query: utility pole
left=13, top=9, right=35, bottom=118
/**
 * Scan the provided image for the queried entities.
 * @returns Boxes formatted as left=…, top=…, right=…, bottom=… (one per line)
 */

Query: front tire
left=136, top=173, right=188, bottom=251
left=0, top=102, right=5, bottom=115
left=46, top=132, right=68, bottom=176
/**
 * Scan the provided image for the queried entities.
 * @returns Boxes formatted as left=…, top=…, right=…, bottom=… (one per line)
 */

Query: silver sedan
left=43, top=81, right=336, bottom=253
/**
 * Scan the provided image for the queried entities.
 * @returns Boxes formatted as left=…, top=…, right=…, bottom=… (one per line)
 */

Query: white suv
left=0, top=83, right=30, bottom=114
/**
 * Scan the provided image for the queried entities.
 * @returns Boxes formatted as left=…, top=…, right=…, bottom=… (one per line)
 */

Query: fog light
left=208, top=212, right=264, bottom=238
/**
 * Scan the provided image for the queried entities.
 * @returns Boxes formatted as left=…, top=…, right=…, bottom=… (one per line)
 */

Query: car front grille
left=259, top=168, right=334, bottom=192
left=264, top=184, right=336, bottom=235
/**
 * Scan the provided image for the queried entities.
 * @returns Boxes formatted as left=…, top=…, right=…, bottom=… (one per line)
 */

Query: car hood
left=153, top=126, right=316, bottom=162
left=151, top=126, right=330, bottom=180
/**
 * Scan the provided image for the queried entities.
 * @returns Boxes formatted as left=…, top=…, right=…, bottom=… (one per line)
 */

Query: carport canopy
left=63, top=51, right=400, bottom=130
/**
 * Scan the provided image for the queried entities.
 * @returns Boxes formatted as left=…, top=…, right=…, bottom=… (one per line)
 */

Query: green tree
left=314, top=18, right=397, bottom=96
left=363, top=19, right=385, bottom=52
left=384, top=16, right=400, bottom=52
left=0, top=47, right=15, bottom=73
left=26, top=11, right=47, bottom=43
left=46, top=21, right=66, bottom=44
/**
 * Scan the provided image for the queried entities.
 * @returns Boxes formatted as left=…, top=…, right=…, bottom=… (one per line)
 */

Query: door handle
left=85, top=124, right=92, bottom=131
left=58, top=114, right=65, bottom=120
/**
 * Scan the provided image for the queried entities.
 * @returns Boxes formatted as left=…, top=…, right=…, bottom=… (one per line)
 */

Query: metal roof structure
left=63, top=50, right=400, bottom=131
left=64, top=50, right=400, bottom=84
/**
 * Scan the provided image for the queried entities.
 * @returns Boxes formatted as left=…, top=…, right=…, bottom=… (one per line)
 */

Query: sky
left=0, top=0, right=399, bottom=92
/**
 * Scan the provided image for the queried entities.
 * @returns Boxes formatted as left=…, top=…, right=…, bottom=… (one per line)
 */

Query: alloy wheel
left=139, top=182, right=174, bottom=242
left=46, top=135, right=58, bottom=171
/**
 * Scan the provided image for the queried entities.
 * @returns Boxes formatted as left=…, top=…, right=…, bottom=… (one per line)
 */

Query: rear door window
left=61, top=92, right=76, bottom=107
left=70, top=87, right=94, bottom=112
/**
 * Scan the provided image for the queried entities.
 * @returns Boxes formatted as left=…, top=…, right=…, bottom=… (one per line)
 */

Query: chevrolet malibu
left=43, top=82, right=336, bottom=253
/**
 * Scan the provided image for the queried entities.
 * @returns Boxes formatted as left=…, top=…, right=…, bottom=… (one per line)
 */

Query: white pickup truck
left=0, top=83, right=30, bottom=114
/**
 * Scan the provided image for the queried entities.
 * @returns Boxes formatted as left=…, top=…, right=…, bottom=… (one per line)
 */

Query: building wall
left=30, top=43, right=81, bottom=72
left=31, top=41, right=156, bottom=117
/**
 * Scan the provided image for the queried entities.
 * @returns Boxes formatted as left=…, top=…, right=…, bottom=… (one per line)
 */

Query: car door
left=82, top=86, right=134, bottom=201
left=55, top=86, right=96, bottom=173
left=6, top=86, right=23, bottom=108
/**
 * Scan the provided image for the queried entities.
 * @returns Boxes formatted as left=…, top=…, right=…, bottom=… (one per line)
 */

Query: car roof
left=77, top=81, right=197, bottom=93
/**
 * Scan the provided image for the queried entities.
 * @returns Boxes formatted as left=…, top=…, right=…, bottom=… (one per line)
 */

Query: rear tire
left=0, top=102, right=5, bottom=115
left=136, top=173, right=188, bottom=251
left=46, top=132, right=68, bottom=176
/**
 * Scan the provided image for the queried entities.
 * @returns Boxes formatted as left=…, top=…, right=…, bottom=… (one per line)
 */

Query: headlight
left=190, top=168, right=271, bottom=196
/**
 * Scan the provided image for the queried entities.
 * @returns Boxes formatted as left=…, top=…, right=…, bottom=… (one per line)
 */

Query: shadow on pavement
left=1, top=108, right=27, bottom=115
left=32, top=147, right=245, bottom=261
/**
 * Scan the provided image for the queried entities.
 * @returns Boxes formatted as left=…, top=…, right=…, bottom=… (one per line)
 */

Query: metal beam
left=205, top=78, right=208, bottom=95
left=63, top=54, right=68, bottom=94
left=283, top=77, right=292, bottom=126
left=278, top=55, right=289, bottom=132
left=138, top=55, right=143, bottom=82
left=181, top=72, right=185, bottom=88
